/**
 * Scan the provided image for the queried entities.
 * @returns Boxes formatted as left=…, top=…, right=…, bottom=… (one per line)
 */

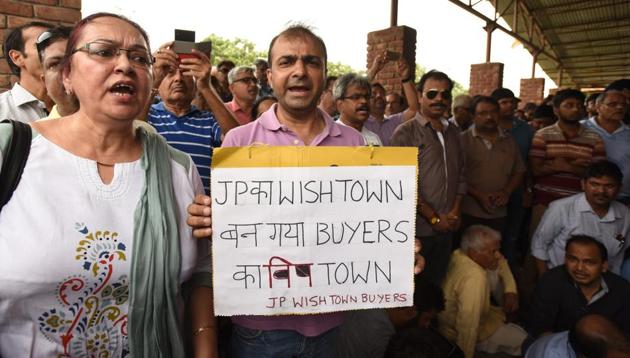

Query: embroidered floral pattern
left=37, top=223, right=130, bottom=356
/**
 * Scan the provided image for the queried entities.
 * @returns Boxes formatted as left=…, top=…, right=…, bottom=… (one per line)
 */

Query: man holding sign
left=187, top=25, right=422, bottom=358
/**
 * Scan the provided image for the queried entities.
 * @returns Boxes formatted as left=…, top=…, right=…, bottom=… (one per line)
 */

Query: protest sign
left=211, top=146, right=418, bottom=316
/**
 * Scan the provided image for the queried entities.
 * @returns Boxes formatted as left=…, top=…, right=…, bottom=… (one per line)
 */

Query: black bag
left=0, top=119, right=32, bottom=211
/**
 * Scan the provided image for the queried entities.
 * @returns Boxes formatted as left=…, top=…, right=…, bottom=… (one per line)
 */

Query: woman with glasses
left=0, top=13, right=215, bottom=357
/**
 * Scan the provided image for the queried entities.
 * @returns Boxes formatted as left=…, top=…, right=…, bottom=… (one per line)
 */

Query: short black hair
left=372, top=82, right=385, bottom=93
left=552, top=89, right=585, bottom=108
left=470, top=95, right=499, bottom=114
left=533, top=104, right=555, bottom=119
left=325, top=75, right=338, bottom=91
left=36, top=26, right=73, bottom=63
left=584, top=160, right=623, bottom=185
left=416, top=70, right=453, bottom=94
left=251, top=95, right=276, bottom=119
left=586, top=92, right=600, bottom=103
left=3, top=21, right=54, bottom=76
left=566, top=235, right=608, bottom=262
left=605, top=79, right=630, bottom=92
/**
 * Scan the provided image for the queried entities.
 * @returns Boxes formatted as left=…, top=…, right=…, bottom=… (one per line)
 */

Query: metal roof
left=450, top=0, right=630, bottom=90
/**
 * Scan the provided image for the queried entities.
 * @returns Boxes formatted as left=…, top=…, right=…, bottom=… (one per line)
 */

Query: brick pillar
left=469, top=63, right=504, bottom=96
left=366, top=26, right=416, bottom=94
left=519, top=78, right=545, bottom=107
left=0, top=0, right=82, bottom=92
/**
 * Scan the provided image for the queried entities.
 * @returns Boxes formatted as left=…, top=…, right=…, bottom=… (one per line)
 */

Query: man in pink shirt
left=225, top=66, right=259, bottom=125
left=187, top=25, right=364, bottom=357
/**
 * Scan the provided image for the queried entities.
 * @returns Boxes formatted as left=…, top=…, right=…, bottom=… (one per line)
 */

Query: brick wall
left=469, top=62, right=504, bottom=96
left=1, top=0, right=81, bottom=92
left=366, top=26, right=416, bottom=94
left=519, top=78, right=545, bottom=107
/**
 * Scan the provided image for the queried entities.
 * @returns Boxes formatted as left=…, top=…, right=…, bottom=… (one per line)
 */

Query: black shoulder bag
left=0, top=119, right=32, bottom=211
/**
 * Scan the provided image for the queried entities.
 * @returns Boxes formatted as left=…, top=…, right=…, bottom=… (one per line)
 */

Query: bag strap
left=0, top=119, right=32, bottom=211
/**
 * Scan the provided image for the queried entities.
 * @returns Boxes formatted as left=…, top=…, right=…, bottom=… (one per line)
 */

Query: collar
left=416, top=114, right=449, bottom=129
left=228, top=99, right=244, bottom=112
left=155, top=101, right=198, bottom=118
left=572, top=275, right=609, bottom=305
left=258, top=103, right=342, bottom=138
left=48, top=105, right=61, bottom=119
left=589, top=116, right=630, bottom=135
left=11, top=82, right=44, bottom=107
left=575, top=193, right=618, bottom=222
left=471, top=125, right=505, bottom=138
left=551, top=121, right=586, bottom=138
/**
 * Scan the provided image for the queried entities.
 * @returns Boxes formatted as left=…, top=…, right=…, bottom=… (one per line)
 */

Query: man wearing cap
left=491, top=88, right=534, bottom=267
left=0, top=21, right=53, bottom=123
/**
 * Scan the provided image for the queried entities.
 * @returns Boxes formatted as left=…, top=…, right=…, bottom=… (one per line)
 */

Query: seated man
left=531, top=160, right=630, bottom=275
left=526, top=235, right=630, bottom=337
left=438, top=225, right=525, bottom=358
left=334, top=276, right=446, bottom=358
left=525, top=314, right=630, bottom=358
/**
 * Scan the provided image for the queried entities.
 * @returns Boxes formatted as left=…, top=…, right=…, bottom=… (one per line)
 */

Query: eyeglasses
left=424, top=89, right=452, bottom=101
left=35, top=30, right=53, bottom=54
left=341, top=94, right=371, bottom=101
left=233, top=76, right=258, bottom=85
left=72, top=41, right=154, bottom=68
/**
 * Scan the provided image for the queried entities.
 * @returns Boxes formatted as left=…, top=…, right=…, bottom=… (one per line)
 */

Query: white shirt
left=0, top=131, right=208, bottom=356
left=336, top=119, right=383, bottom=146
left=531, top=192, right=630, bottom=273
left=0, top=83, right=47, bottom=123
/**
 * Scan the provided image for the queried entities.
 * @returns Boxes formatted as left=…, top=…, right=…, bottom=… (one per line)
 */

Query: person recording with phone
left=147, top=40, right=239, bottom=194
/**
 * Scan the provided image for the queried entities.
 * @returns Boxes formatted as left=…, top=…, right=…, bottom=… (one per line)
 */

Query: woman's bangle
left=192, top=325, right=214, bottom=336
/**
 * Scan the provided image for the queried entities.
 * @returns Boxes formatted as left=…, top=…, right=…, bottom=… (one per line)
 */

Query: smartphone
left=386, top=50, right=401, bottom=61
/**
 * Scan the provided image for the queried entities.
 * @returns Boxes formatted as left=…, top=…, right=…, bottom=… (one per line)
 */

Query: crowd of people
left=1, top=13, right=629, bottom=358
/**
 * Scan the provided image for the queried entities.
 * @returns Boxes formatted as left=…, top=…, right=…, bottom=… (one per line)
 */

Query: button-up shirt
left=364, top=112, right=405, bottom=146
left=438, top=249, right=517, bottom=358
left=390, top=114, right=466, bottom=237
left=583, top=117, right=630, bottom=200
left=460, top=127, right=525, bottom=218
left=0, top=83, right=47, bottom=123
left=524, top=331, right=576, bottom=358
left=526, top=265, right=630, bottom=337
left=223, top=103, right=364, bottom=337
left=531, top=192, right=630, bottom=273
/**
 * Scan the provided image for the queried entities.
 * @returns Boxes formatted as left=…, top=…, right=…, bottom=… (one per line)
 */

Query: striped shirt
left=148, top=102, right=222, bottom=193
left=529, top=123, right=606, bottom=205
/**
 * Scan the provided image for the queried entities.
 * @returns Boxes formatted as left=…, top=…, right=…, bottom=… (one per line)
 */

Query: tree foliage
left=203, top=34, right=267, bottom=67
left=327, top=61, right=364, bottom=77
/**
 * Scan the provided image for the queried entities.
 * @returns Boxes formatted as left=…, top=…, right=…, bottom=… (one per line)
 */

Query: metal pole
left=390, top=0, right=398, bottom=27
left=531, top=51, right=539, bottom=78
left=485, top=21, right=495, bottom=63
left=557, top=68, right=564, bottom=87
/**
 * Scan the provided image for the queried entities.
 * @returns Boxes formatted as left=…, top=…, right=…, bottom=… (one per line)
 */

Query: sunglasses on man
left=424, top=89, right=452, bottom=101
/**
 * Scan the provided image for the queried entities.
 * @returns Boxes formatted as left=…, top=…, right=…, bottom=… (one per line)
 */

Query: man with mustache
left=531, top=160, right=630, bottom=276
left=148, top=41, right=239, bottom=193
left=526, top=235, right=630, bottom=338
left=583, top=91, right=630, bottom=204
left=225, top=66, right=259, bottom=125
left=390, top=70, right=466, bottom=286
left=334, top=73, right=381, bottom=145
left=459, top=96, right=525, bottom=235
left=364, top=51, right=419, bottom=146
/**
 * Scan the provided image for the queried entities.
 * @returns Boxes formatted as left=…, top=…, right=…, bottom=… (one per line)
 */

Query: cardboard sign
left=211, top=146, right=418, bottom=316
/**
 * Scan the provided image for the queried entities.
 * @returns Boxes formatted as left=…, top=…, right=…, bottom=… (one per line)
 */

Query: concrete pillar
left=469, top=63, right=504, bottom=96
left=366, top=26, right=416, bottom=94
left=0, top=0, right=82, bottom=92
left=519, top=78, right=545, bottom=106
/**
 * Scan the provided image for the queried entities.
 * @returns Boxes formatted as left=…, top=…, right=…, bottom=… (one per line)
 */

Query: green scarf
left=128, top=129, right=185, bottom=357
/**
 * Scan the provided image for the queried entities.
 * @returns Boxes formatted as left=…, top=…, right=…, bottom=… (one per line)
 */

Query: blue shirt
left=531, top=192, right=630, bottom=274
left=507, top=117, right=534, bottom=164
left=583, top=117, right=630, bottom=199
left=525, top=331, right=576, bottom=358
left=148, top=102, right=222, bottom=193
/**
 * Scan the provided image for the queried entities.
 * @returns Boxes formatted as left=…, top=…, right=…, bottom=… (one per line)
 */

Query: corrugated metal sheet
left=494, top=0, right=630, bottom=89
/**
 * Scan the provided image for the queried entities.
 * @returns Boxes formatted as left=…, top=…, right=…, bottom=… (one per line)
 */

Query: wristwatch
left=430, top=216, right=441, bottom=225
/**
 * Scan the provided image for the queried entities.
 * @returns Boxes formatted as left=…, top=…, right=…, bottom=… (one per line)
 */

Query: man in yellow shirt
left=438, top=225, right=527, bottom=358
